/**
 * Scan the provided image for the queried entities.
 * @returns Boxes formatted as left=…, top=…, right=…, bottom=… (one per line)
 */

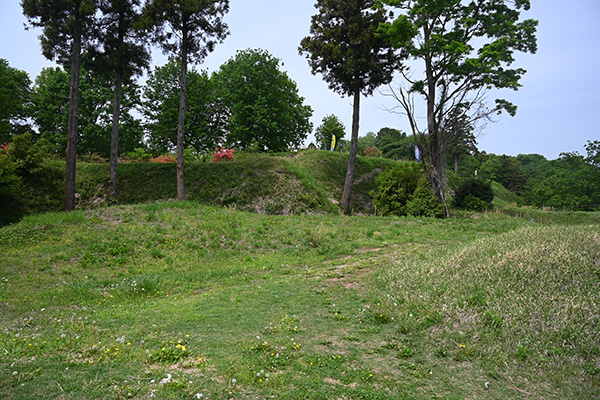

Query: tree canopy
left=377, top=0, right=538, bottom=215
left=142, top=0, right=230, bottom=201
left=0, top=59, right=32, bottom=142
left=214, top=49, right=313, bottom=152
left=142, top=58, right=225, bottom=154
left=314, top=114, right=346, bottom=151
left=22, top=0, right=100, bottom=210
left=300, top=0, right=400, bottom=214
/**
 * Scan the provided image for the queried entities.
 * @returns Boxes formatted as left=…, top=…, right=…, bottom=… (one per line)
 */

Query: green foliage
left=22, top=0, right=98, bottom=67
left=31, top=66, right=143, bottom=157
left=142, top=59, right=226, bottom=154
left=314, top=114, right=346, bottom=151
left=0, top=152, right=23, bottom=225
left=30, top=67, right=69, bottom=152
left=524, top=150, right=600, bottom=210
left=453, top=178, right=494, bottom=211
left=356, top=132, right=378, bottom=156
left=406, top=178, right=445, bottom=217
left=300, top=0, right=399, bottom=97
left=141, top=0, right=230, bottom=66
left=214, top=49, right=313, bottom=152
left=4, top=133, right=52, bottom=177
left=479, top=154, right=528, bottom=194
left=377, top=0, right=538, bottom=208
left=375, top=127, right=414, bottom=160
left=0, top=59, right=32, bottom=142
left=371, top=163, right=423, bottom=216
left=0, top=134, right=63, bottom=225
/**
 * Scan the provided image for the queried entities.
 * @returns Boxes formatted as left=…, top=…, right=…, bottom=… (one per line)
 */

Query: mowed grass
left=0, top=203, right=598, bottom=399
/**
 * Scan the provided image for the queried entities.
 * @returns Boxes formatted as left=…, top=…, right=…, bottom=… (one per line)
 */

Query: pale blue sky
left=1, top=0, right=598, bottom=159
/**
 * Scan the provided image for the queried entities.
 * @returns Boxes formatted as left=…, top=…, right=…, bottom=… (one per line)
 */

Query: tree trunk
left=423, top=24, right=449, bottom=217
left=341, top=89, right=360, bottom=215
left=454, top=153, right=458, bottom=175
left=177, top=32, right=188, bottom=202
left=65, top=24, right=82, bottom=212
left=109, top=69, right=123, bottom=202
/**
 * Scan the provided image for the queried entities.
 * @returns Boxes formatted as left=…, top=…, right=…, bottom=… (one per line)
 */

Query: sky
left=1, top=0, right=599, bottom=160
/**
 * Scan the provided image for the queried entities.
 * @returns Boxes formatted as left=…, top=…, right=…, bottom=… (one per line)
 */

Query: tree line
left=5, top=0, right=594, bottom=217
left=0, top=52, right=312, bottom=157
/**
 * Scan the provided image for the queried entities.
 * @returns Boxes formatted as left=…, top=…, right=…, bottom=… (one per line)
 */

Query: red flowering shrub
left=150, top=154, right=176, bottom=163
left=213, top=147, right=235, bottom=162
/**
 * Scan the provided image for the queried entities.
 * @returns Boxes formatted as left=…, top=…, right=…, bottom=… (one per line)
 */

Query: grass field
left=1, top=203, right=599, bottom=399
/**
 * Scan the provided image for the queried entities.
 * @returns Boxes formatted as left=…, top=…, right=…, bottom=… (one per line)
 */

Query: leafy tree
left=23, top=0, right=100, bottom=211
left=525, top=151, right=600, bottom=210
left=515, top=153, right=549, bottom=178
left=30, top=65, right=143, bottom=158
left=90, top=0, right=150, bottom=200
left=377, top=0, right=538, bottom=216
left=356, top=132, right=378, bottom=156
left=214, top=49, right=313, bottom=152
left=142, top=0, right=230, bottom=201
left=453, top=177, right=494, bottom=211
left=300, top=0, right=400, bottom=214
left=371, top=163, right=422, bottom=216
left=314, top=114, right=346, bottom=151
left=142, top=58, right=226, bottom=154
left=585, top=140, right=600, bottom=168
left=444, top=106, right=477, bottom=175
left=0, top=59, right=32, bottom=142
left=30, top=67, right=69, bottom=151
left=479, top=154, right=528, bottom=195
left=375, top=127, right=414, bottom=160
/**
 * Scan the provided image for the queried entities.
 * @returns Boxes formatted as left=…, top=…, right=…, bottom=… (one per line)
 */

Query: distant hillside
left=75, top=151, right=408, bottom=216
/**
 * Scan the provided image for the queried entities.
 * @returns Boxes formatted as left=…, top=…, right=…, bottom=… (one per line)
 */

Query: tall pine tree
left=22, top=0, right=99, bottom=211
left=300, top=0, right=400, bottom=214
left=142, top=0, right=229, bottom=201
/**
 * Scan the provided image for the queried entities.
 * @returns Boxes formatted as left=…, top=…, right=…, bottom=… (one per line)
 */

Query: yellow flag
left=330, top=135, right=336, bottom=151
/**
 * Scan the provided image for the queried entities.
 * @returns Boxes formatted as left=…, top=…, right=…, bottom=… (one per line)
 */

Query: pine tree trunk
left=109, top=70, right=123, bottom=202
left=65, top=24, right=82, bottom=212
left=341, top=90, right=360, bottom=215
left=177, top=33, right=188, bottom=202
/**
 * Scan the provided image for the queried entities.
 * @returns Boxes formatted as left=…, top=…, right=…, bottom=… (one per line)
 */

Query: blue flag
left=415, top=145, right=420, bottom=161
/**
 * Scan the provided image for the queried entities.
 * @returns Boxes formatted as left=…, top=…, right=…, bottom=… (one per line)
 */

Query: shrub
left=371, top=163, right=422, bottom=216
left=406, top=178, right=445, bottom=217
left=150, top=154, right=176, bottom=163
left=123, top=147, right=153, bottom=162
left=0, top=153, right=23, bottom=225
left=213, top=147, right=235, bottom=162
left=79, top=153, right=107, bottom=163
left=453, top=178, right=494, bottom=210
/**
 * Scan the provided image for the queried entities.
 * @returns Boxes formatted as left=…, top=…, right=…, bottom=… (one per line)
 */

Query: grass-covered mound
left=1, top=203, right=598, bottom=399
left=73, top=151, right=408, bottom=216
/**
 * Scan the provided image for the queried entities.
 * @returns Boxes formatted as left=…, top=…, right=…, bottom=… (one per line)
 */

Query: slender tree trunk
left=109, top=69, right=123, bottom=202
left=177, top=32, right=188, bottom=202
left=454, top=154, right=458, bottom=175
left=423, top=24, right=449, bottom=217
left=341, top=89, right=360, bottom=215
left=65, top=24, right=82, bottom=211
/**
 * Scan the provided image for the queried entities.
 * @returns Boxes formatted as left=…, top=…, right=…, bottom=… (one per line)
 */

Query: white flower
left=159, top=374, right=172, bottom=385
left=195, top=394, right=203, bottom=399
left=231, top=378, right=237, bottom=384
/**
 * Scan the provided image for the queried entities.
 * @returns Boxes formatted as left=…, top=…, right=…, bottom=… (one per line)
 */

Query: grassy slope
left=1, top=204, right=598, bottom=399
left=74, top=151, right=404, bottom=216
